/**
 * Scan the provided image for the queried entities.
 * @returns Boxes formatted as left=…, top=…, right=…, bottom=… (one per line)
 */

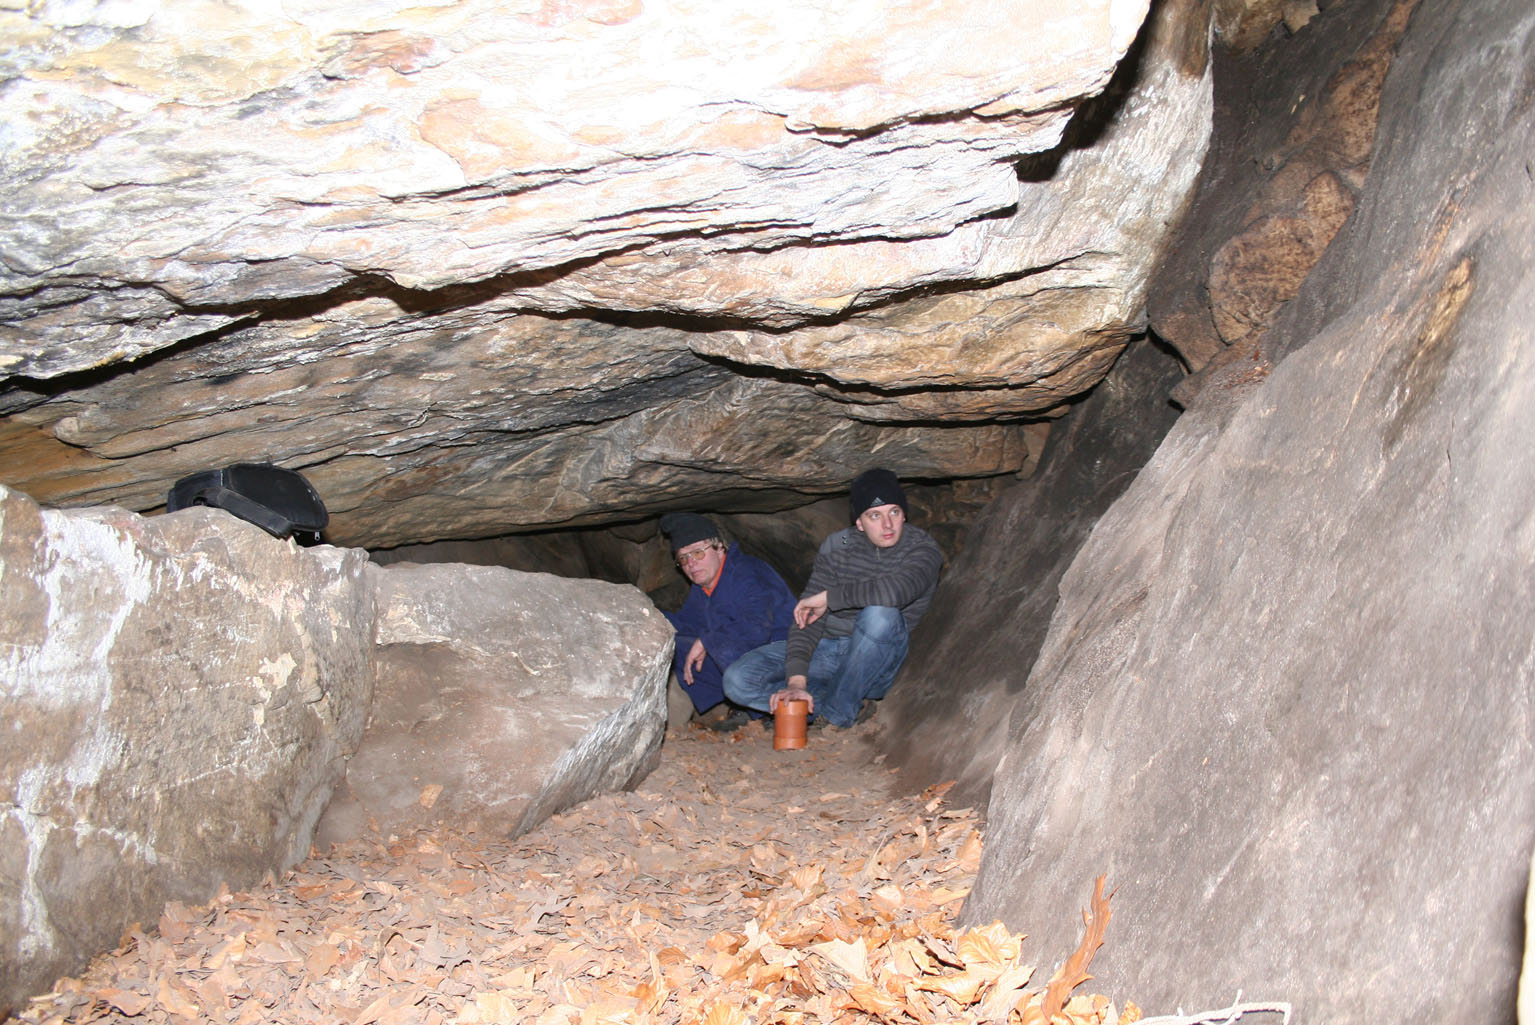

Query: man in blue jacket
left=723, top=468, right=942, bottom=728
left=660, top=512, right=797, bottom=727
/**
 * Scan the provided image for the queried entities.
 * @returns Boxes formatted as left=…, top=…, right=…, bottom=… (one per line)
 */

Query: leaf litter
left=8, top=720, right=1138, bottom=1025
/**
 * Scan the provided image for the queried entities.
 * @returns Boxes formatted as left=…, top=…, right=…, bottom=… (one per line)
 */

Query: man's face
left=856, top=503, right=905, bottom=548
left=676, top=539, right=725, bottom=586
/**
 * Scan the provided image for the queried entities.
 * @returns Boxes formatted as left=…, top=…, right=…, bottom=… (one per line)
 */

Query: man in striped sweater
left=723, top=468, right=943, bottom=728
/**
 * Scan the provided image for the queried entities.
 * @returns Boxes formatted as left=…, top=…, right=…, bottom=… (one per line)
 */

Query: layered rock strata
left=0, top=0, right=1209, bottom=548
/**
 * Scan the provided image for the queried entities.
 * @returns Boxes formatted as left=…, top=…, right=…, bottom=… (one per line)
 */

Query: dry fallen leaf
left=473, top=990, right=523, bottom=1021
left=848, top=980, right=905, bottom=1016
left=1031, top=874, right=1113, bottom=1025
left=912, top=965, right=993, bottom=1004
left=789, top=864, right=824, bottom=891
left=954, top=828, right=984, bottom=873
left=11, top=729, right=1132, bottom=1025
left=974, top=962, right=1037, bottom=1021
left=810, top=936, right=871, bottom=982
left=957, top=920, right=1021, bottom=968
left=96, top=987, right=149, bottom=1016
left=703, top=1002, right=749, bottom=1025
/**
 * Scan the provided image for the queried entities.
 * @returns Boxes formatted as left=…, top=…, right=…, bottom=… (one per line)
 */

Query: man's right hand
left=793, top=591, right=829, bottom=629
left=770, top=677, right=813, bottom=713
left=682, top=638, right=706, bottom=685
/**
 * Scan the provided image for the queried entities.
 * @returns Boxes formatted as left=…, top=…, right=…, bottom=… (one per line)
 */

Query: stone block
left=0, top=488, right=374, bottom=1016
left=315, top=562, right=671, bottom=845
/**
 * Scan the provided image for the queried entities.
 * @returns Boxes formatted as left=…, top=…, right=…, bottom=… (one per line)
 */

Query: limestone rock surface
left=963, top=0, right=1535, bottom=1021
left=316, top=561, right=672, bottom=845
left=0, top=0, right=1209, bottom=548
left=0, top=485, right=375, bottom=1016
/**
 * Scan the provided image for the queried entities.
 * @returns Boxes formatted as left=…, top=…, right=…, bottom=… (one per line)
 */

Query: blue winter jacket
left=664, top=544, right=796, bottom=675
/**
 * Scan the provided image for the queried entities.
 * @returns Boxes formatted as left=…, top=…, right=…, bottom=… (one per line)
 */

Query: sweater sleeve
left=664, top=587, right=705, bottom=645
left=825, top=531, right=943, bottom=614
left=784, top=536, right=839, bottom=679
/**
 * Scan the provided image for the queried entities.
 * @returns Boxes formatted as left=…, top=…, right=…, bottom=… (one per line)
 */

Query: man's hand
left=793, top=591, right=829, bottom=629
left=682, top=638, right=706, bottom=685
left=770, top=677, right=814, bottom=714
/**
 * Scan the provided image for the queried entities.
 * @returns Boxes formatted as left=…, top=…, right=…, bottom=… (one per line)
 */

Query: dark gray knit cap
left=849, top=468, right=907, bottom=520
left=659, top=512, right=720, bottom=554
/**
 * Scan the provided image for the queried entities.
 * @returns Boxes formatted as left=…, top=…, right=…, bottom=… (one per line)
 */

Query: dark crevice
left=1014, top=0, right=1156, bottom=183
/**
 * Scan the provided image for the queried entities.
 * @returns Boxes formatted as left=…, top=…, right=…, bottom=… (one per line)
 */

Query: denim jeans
left=722, top=606, right=909, bottom=727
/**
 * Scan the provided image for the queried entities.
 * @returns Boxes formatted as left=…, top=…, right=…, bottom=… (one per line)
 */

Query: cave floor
left=10, top=720, right=1131, bottom=1025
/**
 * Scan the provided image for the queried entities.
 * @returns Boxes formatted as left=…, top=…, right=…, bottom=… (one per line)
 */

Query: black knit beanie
left=659, top=512, right=720, bottom=554
left=849, top=468, right=907, bottom=521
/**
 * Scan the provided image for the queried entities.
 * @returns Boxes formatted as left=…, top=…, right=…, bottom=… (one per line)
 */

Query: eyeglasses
left=676, top=545, right=719, bottom=566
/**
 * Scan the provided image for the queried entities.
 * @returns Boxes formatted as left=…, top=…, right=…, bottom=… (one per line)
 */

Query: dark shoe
left=856, top=699, right=878, bottom=724
left=706, top=708, right=754, bottom=732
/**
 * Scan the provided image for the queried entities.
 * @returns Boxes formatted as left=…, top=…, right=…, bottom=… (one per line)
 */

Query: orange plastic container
left=773, top=698, right=810, bottom=750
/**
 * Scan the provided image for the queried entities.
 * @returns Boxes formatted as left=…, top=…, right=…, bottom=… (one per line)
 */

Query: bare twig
left=1137, top=992, right=1293, bottom=1025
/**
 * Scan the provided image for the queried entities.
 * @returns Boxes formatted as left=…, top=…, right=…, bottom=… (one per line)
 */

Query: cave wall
left=1149, top=0, right=1414, bottom=377
left=878, top=0, right=1416, bottom=824
left=957, top=1, right=1535, bottom=1021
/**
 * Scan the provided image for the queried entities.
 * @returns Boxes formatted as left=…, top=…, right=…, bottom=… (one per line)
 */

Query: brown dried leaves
left=9, top=725, right=1136, bottom=1025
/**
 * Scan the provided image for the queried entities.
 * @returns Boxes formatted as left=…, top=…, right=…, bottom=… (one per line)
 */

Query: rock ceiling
left=0, top=0, right=1215, bottom=548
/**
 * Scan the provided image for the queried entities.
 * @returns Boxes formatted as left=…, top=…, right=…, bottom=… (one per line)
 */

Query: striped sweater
left=784, top=522, right=943, bottom=679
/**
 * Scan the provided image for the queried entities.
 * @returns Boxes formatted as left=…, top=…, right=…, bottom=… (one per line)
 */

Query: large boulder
left=0, top=486, right=374, bottom=1016
left=1, top=488, right=677, bottom=1016
left=316, top=562, right=672, bottom=845
left=965, top=0, right=1535, bottom=1021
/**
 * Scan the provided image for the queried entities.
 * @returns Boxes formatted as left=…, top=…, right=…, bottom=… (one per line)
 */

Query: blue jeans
left=723, top=606, right=909, bottom=727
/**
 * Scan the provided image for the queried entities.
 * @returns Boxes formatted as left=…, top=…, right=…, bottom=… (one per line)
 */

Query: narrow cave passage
left=5, top=724, right=1129, bottom=1025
